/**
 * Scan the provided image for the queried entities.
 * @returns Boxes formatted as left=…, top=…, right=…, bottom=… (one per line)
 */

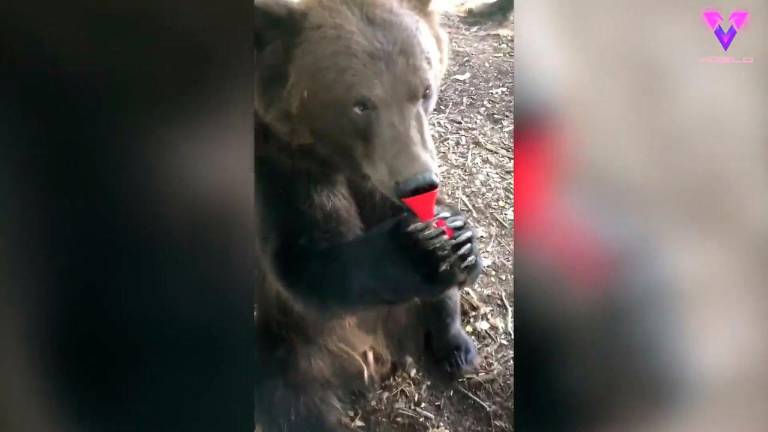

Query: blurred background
left=1, top=1, right=255, bottom=430
left=515, top=0, right=768, bottom=431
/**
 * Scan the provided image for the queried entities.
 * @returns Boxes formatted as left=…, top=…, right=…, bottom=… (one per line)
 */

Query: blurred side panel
left=0, top=0, right=254, bottom=431
left=515, top=1, right=768, bottom=431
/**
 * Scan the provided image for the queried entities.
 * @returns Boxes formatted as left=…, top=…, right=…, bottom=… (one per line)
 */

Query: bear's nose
left=395, top=171, right=439, bottom=199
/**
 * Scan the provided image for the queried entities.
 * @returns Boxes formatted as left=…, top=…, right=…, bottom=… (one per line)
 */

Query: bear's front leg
left=275, top=205, right=481, bottom=311
left=403, top=205, right=482, bottom=376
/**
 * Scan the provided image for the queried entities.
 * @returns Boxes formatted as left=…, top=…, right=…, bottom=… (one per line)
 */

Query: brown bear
left=253, top=0, right=482, bottom=430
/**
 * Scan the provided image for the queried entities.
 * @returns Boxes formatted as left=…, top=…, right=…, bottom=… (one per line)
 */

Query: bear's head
left=255, top=0, right=449, bottom=200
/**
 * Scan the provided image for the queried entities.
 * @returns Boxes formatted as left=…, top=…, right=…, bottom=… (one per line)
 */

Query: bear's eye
left=352, top=98, right=375, bottom=115
left=422, top=85, right=432, bottom=101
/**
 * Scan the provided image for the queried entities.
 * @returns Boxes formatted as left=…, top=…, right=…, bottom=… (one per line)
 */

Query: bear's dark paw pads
left=427, top=327, right=479, bottom=378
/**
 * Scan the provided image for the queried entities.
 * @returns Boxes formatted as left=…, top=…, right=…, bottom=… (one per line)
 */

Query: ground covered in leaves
left=356, top=7, right=514, bottom=432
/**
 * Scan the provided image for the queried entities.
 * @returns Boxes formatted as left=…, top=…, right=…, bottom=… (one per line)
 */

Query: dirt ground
left=357, top=6, right=514, bottom=432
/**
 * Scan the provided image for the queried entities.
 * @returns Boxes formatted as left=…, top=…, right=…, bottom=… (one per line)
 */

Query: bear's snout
left=395, top=171, right=439, bottom=199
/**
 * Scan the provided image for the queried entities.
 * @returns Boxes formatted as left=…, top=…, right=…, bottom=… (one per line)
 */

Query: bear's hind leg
left=422, top=288, right=479, bottom=377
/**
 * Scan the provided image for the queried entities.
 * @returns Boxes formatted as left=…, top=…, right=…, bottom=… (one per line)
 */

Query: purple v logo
left=703, top=10, right=749, bottom=51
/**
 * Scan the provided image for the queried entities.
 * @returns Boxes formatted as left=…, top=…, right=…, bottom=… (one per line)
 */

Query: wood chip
left=451, top=72, right=472, bottom=81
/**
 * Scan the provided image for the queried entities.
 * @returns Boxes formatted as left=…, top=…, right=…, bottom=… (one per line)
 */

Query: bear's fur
left=253, top=1, right=482, bottom=430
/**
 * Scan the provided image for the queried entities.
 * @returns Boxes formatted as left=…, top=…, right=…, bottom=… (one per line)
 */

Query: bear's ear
left=405, top=0, right=435, bottom=14
left=254, top=0, right=305, bottom=51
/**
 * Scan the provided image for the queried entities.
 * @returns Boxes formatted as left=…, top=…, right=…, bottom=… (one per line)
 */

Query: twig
left=457, top=385, right=492, bottom=412
left=392, top=384, right=407, bottom=398
left=459, top=193, right=478, bottom=218
left=500, top=289, right=513, bottom=340
left=492, top=212, right=510, bottom=228
left=470, top=370, right=500, bottom=383
left=396, top=408, right=420, bottom=420
left=465, top=146, right=473, bottom=169
left=484, top=327, right=499, bottom=344
left=501, top=241, right=513, bottom=254
left=476, top=141, right=512, bottom=158
left=414, top=407, right=435, bottom=421
left=458, top=384, right=497, bottom=432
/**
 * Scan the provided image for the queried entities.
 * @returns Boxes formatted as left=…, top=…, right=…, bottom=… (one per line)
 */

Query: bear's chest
left=300, top=181, right=364, bottom=246
left=257, top=157, right=400, bottom=249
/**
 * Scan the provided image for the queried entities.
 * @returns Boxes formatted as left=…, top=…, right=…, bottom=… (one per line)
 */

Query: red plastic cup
left=400, top=189, right=455, bottom=238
